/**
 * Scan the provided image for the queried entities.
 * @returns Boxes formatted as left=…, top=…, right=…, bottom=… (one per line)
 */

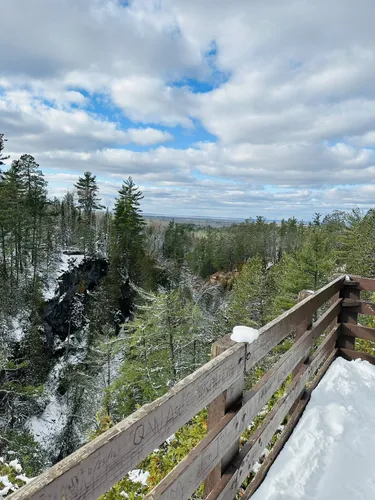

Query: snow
left=252, top=357, right=375, bottom=500
left=8, top=459, right=22, bottom=473
left=43, top=253, right=84, bottom=300
left=15, top=474, right=32, bottom=484
left=166, top=433, right=175, bottom=444
left=0, top=458, right=30, bottom=498
left=8, top=317, right=25, bottom=342
left=128, top=469, right=149, bottom=486
left=0, top=475, right=14, bottom=497
left=27, top=358, right=69, bottom=447
left=231, top=325, right=260, bottom=344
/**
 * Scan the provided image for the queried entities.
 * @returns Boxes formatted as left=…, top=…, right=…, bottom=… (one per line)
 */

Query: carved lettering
left=134, top=423, right=145, bottom=445
left=170, top=480, right=184, bottom=500
left=148, top=416, right=162, bottom=435
left=166, top=405, right=175, bottom=425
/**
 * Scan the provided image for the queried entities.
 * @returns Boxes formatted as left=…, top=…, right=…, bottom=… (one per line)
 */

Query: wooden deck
left=9, top=274, right=375, bottom=500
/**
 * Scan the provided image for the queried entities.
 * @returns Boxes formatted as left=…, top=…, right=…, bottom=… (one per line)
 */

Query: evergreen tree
left=342, top=208, right=375, bottom=277
left=228, top=256, right=278, bottom=328
left=74, top=172, right=103, bottom=215
left=18, top=155, right=48, bottom=290
left=107, top=286, right=205, bottom=419
left=276, top=221, right=337, bottom=311
left=0, top=133, right=10, bottom=171
left=109, top=177, right=147, bottom=318
left=74, top=172, right=103, bottom=256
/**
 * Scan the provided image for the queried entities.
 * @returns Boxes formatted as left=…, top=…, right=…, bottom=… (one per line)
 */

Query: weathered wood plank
left=206, top=325, right=340, bottom=500
left=8, top=276, right=344, bottom=500
left=145, top=304, right=341, bottom=500
left=244, top=276, right=344, bottom=373
left=9, top=343, right=245, bottom=500
left=341, top=299, right=375, bottom=315
left=352, top=276, right=375, bottom=292
left=204, top=337, right=245, bottom=496
left=339, top=348, right=375, bottom=366
left=242, top=349, right=338, bottom=499
left=342, top=323, right=375, bottom=342
left=338, top=284, right=360, bottom=350
left=293, top=290, right=314, bottom=378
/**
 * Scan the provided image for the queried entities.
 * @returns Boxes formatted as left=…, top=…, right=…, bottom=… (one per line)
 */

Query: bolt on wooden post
left=204, top=334, right=245, bottom=497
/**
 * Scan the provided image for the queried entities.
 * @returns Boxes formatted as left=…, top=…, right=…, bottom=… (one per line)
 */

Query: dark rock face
left=44, top=258, right=108, bottom=349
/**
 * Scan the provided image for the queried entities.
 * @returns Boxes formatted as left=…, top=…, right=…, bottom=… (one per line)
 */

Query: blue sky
left=1, top=0, right=375, bottom=219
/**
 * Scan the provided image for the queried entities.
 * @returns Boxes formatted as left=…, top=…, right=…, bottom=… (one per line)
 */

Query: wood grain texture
left=244, top=276, right=344, bottom=373
left=204, top=337, right=245, bottom=496
left=338, top=283, right=360, bottom=350
left=342, top=323, right=375, bottom=342
left=9, top=343, right=245, bottom=500
left=8, top=276, right=344, bottom=500
left=242, top=349, right=338, bottom=499
left=351, top=276, right=375, bottom=292
left=293, top=291, right=314, bottom=378
left=145, top=305, right=341, bottom=500
left=342, top=299, right=375, bottom=315
left=339, top=348, right=375, bottom=366
left=206, top=325, right=340, bottom=500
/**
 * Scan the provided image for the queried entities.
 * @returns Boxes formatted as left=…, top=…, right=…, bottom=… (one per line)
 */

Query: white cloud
left=111, top=76, right=195, bottom=127
left=125, top=128, right=173, bottom=145
left=2, top=0, right=375, bottom=218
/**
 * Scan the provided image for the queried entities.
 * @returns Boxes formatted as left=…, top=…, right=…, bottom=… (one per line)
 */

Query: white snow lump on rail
left=252, top=357, right=375, bottom=500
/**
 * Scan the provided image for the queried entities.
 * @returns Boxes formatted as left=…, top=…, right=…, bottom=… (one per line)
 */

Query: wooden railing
left=9, top=274, right=375, bottom=500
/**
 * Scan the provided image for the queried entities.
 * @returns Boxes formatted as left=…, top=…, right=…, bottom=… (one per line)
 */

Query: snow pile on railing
left=231, top=325, right=260, bottom=344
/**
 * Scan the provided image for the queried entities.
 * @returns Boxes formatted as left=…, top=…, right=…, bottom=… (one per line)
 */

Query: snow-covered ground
left=27, top=358, right=70, bottom=447
left=252, top=357, right=375, bottom=499
left=43, top=253, right=84, bottom=300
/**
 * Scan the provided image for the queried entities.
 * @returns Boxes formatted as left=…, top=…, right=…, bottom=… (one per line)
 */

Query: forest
left=1, top=131, right=375, bottom=498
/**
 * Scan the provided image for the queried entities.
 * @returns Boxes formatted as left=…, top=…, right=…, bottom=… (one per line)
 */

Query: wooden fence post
left=338, top=279, right=360, bottom=350
left=292, top=290, right=313, bottom=378
left=204, top=335, right=245, bottom=497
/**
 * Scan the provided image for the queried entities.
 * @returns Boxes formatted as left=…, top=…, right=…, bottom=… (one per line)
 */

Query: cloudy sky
left=1, top=0, right=375, bottom=219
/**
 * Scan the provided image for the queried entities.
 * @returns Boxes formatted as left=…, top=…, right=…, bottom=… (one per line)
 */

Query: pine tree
left=74, top=172, right=103, bottom=215
left=74, top=172, right=103, bottom=256
left=0, top=133, right=10, bottom=171
left=109, top=177, right=146, bottom=318
left=17, top=155, right=48, bottom=290
left=228, top=256, right=278, bottom=328
left=276, top=221, right=337, bottom=311
left=342, top=209, right=375, bottom=277
left=107, top=286, right=205, bottom=419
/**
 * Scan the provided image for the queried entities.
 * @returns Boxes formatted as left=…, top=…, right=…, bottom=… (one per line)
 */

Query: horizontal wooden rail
left=9, top=344, right=246, bottom=500
left=9, top=275, right=345, bottom=500
left=206, top=325, right=340, bottom=500
left=342, top=299, right=375, bottom=315
left=243, top=276, right=344, bottom=373
left=350, top=276, right=375, bottom=292
left=242, top=348, right=339, bottom=499
left=146, top=300, right=342, bottom=500
left=339, top=348, right=375, bottom=366
left=342, top=323, right=375, bottom=342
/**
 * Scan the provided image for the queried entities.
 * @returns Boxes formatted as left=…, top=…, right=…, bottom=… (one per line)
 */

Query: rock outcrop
left=44, top=258, right=108, bottom=350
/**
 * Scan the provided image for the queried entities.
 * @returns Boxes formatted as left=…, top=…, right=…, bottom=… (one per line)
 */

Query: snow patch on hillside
left=252, top=357, right=375, bottom=499
left=128, top=469, right=149, bottom=486
left=43, top=253, right=84, bottom=300
left=27, top=359, right=69, bottom=447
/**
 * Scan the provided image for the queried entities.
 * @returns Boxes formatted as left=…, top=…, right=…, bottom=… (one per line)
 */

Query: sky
left=1, top=0, right=375, bottom=220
